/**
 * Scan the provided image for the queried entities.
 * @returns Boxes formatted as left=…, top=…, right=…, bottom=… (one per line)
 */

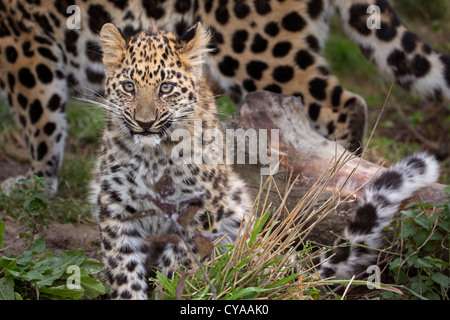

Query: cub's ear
left=180, top=22, right=212, bottom=77
left=100, top=23, right=127, bottom=72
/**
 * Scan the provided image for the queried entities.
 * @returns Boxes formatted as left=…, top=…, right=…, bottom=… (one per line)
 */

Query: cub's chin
left=132, top=132, right=163, bottom=147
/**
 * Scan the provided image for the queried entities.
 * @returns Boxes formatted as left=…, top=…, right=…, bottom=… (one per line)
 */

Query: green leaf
left=14, top=269, right=46, bottom=283
left=438, top=215, right=450, bottom=233
left=248, top=210, right=271, bottom=247
left=424, top=291, right=441, bottom=300
left=407, top=254, right=418, bottom=268
left=18, top=232, right=32, bottom=240
left=422, top=240, right=437, bottom=252
left=413, top=216, right=430, bottom=231
left=154, top=271, right=177, bottom=298
left=80, top=258, right=104, bottom=274
left=381, top=290, right=398, bottom=299
left=216, top=96, right=237, bottom=121
left=425, top=257, right=450, bottom=268
left=411, top=278, right=427, bottom=296
left=412, top=232, right=427, bottom=247
left=0, top=256, right=17, bottom=273
left=394, top=283, right=429, bottom=300
left=431, top=273, right=449, bottom=288
left=34, top=250, right=85, bottom=287
left=0, top=277, right=15, bottom=300
left=16, top=237, right=46, bottom=265
left=224, top=287, right=269, bottom=300
left=428, top=229, right=443, bottom=242
left=227, top=256, right=252, bottom=279
left=402, top=222, right=417, bottom=238
left=389, top=257, right=402, bottom=269
left=79, top=269, right=105, bottom=298
left=39, top=284, right=84, bottom=300
left=442, top=185, right=450, bottom=194
left=266, top=272, right=299, bottom=289
left=415, top=258, right=434, bottom=269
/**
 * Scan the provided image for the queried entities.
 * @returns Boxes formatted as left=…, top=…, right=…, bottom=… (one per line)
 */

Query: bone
left=237, top=91, right=446, bottom=204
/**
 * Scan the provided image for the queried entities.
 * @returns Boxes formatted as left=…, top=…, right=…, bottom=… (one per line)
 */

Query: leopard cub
left=90, top=23, right=252, bottom=300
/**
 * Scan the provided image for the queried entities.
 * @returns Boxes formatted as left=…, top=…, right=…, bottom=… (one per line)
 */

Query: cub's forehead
left=126, top=30, right=181, bottom=61
left=124, top=30, right=183, bottom=83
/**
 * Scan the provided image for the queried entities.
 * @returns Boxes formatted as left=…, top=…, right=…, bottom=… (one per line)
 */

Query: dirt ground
left=0, top=156, right=101, bottom=258
left=1, top=217, right=101, bottom=259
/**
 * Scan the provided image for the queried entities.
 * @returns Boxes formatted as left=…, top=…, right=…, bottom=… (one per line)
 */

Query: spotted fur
left=1, top=0, right=449, bottom=192
left=90, top=23, right=252, bottom=300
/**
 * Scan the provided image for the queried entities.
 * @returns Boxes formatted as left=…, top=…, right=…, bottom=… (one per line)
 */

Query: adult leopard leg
left=0, top=30, right=67, bottom=193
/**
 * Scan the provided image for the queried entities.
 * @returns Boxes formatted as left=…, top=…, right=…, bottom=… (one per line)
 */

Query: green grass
left=66, top=102, right=105, bottom=143
left=0, top=101, right=16, bottom=135
left=323, top=32, right=378, bottom=85
left=53, top=101, right=104, bottom=222
left=215, top=95, right=238, bottom=121
left=394, top=0, right=449, bottom=22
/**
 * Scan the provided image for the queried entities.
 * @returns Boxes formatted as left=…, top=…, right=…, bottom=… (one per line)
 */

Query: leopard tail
left=319, top=152, right=439, bottom=279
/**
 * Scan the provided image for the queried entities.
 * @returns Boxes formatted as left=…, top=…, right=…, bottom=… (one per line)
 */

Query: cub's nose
left=135, top=119, right=156, bottom=131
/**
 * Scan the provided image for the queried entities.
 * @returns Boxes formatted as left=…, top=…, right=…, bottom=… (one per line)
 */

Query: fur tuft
left=179, top=22, right=212, bottom=78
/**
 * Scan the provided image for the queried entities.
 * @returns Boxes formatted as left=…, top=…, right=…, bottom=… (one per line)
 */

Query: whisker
left=78, top=98, right=123, bottom=118
left=76, top=90, right=123, bottom=117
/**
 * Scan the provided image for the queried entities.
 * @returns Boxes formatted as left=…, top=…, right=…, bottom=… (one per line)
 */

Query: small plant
left=0, top=176, right=105, bottom=300
left=17, top=176, right=52, bottom=239
left=0, top=228, right=105, bottom=300
left=0, top=173, right=94, bottom=224
left=386, top=186, right=450, bottom=300
left=0, top=176, right=52, bottom=226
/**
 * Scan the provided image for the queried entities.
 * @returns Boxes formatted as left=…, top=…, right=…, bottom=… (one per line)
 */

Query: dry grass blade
left=202, top=151, right=362, bottom=300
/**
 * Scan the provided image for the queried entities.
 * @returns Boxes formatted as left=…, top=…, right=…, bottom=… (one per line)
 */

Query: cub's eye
left=122, top=81, right=135, bottom=93
left=160, top=83, right=174, bottom=95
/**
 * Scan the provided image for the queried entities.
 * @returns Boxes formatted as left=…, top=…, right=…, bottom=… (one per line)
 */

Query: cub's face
left=100, top=23, right=211, bottom=146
